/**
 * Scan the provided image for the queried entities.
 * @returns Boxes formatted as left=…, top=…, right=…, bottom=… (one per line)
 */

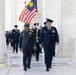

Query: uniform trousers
left=44, top=47, right=54, bottom=68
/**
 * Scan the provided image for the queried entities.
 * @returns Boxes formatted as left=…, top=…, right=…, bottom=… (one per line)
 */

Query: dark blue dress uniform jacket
left=19, top=29, right=36, bottom=52
left=39, top=26, right=59, bottom=50
left=11, top=29, right=20, bottom=42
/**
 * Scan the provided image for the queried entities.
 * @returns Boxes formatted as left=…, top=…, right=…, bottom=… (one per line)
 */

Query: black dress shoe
left=53, top=54, right=55, bottom=57
left=28, top=66, right=31, bottom=69
left=24, top=68, right=27, bottom=71
left=49, top=66, right=52, bottom=69
left=16, top=52, right=18, bottom=53
left=13, top=50, right=14, bottom=52
left=36, top=59, right=39, bottom=61
left=46, top=67, right=49, bottom=72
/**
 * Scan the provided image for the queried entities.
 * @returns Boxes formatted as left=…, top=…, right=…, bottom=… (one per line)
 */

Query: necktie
left=48, top=27, right=50, bottom=30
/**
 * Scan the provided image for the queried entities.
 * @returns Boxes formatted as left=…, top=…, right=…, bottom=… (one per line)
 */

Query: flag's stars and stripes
left=19, top=0, right=38, bottom=24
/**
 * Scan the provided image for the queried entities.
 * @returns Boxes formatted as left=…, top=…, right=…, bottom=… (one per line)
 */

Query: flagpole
left=36, top=0, right=38, bottom=26
left=25, top=1, right=27, bottom=7
left=24, top=1, right=26, bottom=25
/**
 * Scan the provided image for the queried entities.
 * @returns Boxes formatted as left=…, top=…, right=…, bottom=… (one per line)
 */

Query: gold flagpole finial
left=25, top=1, right=26, bottom=7
left=25, top=1, right=26, bottom=4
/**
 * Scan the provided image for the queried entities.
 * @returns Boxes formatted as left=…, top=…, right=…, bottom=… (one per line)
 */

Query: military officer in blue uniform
left=9, top=31, right=13, bottom=47
left=39, top=18, right=59, bottom=71
left=19, top=24, right=36, bottom=71
left=11, top=25, right=20, bottom=53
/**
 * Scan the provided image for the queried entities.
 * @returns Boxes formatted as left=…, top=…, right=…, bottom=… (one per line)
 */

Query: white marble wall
left=42, top=0, right=47, bottom=26
left=5, top=0, right=18, bottom=30
left=75, top=0, right=76, bottom=55
left=10, top=0, right=17, bottom=29
left=61, top=0, right=75, bottom=56
left=0, top=0, right=5, bottom=60
left=5, top=0, right=11, bottom=31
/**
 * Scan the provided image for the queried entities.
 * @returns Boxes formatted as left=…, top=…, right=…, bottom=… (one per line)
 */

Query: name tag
left=52, top=30, right=55, bottom=33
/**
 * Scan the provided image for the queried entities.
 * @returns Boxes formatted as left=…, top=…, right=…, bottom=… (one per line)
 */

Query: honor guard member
left=19, top=24, right=36, bottom=71
left=33, top=23, right=40, bottom=61
left=5, top=31, right=10, bottom=47
left=39, top=18, right=59, bottom=71
left=31, top=26, right=35, bottom=56
left=40, top=26, right=43, bottom=53
left=11, top=25, right=20, bottom=53
left=9, top=31, right=13, bottom=47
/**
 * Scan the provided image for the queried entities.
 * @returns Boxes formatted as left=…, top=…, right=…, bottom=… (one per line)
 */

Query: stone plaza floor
left=0, top=47, right=76, bottom=75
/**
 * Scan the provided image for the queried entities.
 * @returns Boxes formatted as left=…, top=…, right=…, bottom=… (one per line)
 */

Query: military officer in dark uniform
left=9, top=31, right=13, bottom=47
left=39, top=26, right=43, bottom=53
left=31, top=26, right=35, bottom=56
left=19, top=24, right=36, bottom=71
left=11, top=25, right=20, bottom=53
left=33, top=23, right=40, bottom=61
left=5, top=31, right=10, bottom=47
left=39, top=18, right=59, bottom=71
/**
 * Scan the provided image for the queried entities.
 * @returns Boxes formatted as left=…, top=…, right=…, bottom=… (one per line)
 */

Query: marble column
left=0, top=0, right=5, bottom=60
left=75, top=0, right=76, bottom=55
left=61, top=0, right=75, bottom=56
left=10, top=0, right=17, bottom=29
left=5, top=0, right=11, bottom=31
left=42, top=0, right=46, bottom=26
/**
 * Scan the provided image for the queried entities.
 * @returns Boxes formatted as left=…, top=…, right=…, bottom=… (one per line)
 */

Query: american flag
left=19, top=0, right=38, bottom=24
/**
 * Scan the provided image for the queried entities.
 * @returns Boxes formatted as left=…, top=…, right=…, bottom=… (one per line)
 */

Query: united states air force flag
left=19, top=0, right=38, bottom=24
